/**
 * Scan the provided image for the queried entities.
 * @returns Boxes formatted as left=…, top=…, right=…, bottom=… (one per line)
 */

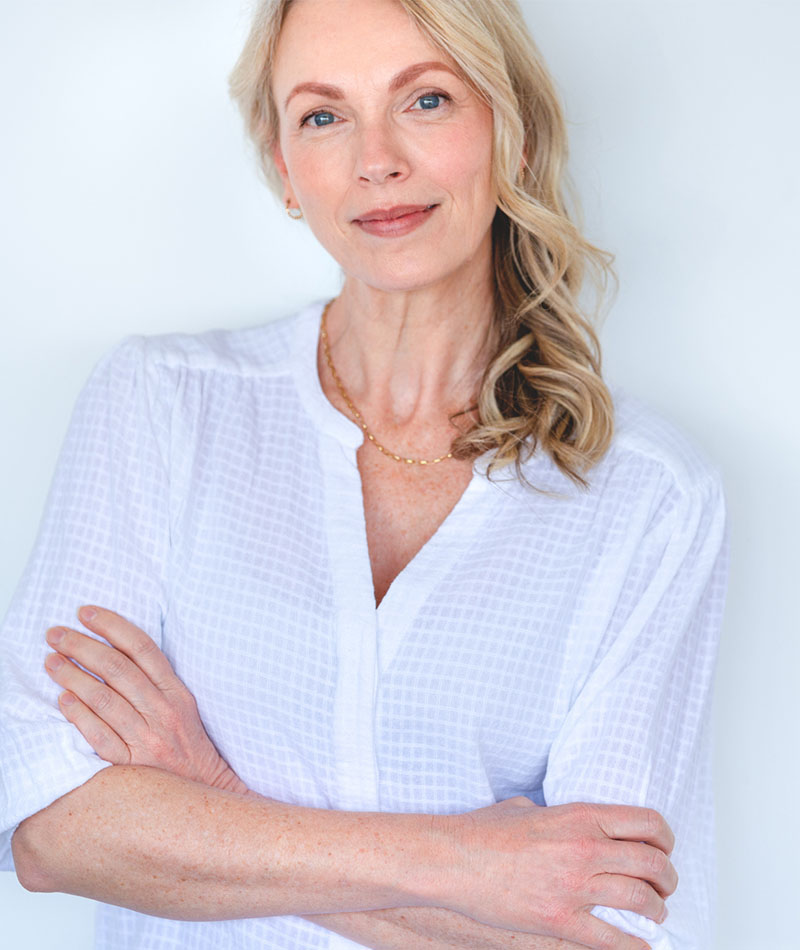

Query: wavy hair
left=230, top=0, right=615, bottom=488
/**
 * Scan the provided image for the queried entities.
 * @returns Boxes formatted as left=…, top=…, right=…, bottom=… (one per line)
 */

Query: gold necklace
left=320, top=301, right=455, bottom=465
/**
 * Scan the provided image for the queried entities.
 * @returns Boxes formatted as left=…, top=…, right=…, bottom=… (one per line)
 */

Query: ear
left=273, top=143, right=290, bottom=185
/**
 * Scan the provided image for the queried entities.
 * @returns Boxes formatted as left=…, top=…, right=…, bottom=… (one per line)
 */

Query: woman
left=1, top=1, right=726, bottom=949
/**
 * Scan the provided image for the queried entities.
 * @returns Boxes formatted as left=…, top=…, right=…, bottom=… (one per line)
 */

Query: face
left=271, top=0, right=498, bottom=296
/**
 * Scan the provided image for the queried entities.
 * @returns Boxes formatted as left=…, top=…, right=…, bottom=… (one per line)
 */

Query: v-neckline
left=290, top=301, right=501, bottom=647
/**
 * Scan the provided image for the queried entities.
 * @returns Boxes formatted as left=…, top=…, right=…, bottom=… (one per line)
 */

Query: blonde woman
left=1, top=1, right=726, bottom=949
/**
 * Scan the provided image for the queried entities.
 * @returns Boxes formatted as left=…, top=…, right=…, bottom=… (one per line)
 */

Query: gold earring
left=286, top=200, right=303, bottom=220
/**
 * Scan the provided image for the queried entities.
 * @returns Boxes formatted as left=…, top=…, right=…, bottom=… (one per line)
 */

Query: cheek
left=426, top=122, right=495, bottom=211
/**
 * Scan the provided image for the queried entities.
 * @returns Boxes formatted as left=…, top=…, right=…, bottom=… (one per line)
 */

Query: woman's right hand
left=442, top=795, right=676, bottom=949
left=46, top=607, right=674, bottom=949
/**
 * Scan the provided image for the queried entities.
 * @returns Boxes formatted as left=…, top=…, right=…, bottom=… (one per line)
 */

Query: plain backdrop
left=1, top=1, right=797, bottom=948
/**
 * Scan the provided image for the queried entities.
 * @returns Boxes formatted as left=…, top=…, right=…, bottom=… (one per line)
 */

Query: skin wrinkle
left=272, top=0, right=500, bottom=443
left=11, top=3, right=671, bottom=950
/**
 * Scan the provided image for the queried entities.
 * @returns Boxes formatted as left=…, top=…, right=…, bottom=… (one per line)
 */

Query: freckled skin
left=356, top=444, right=474, bottom=606
left=273, top=0, right=498, bottom=605
left=14, top=2, right=672, bottom=948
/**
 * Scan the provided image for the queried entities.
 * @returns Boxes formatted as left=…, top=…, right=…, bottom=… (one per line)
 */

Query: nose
left=354, top=122, right=410, bottom=185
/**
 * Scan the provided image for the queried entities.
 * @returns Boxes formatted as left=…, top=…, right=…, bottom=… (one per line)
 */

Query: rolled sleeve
left=543, top=465, right=728, bottom=949
left=0, top=338, right=171, bottom=869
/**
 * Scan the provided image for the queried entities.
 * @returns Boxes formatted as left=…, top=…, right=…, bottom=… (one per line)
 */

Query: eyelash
left=299, top=90, right=452, bottom=129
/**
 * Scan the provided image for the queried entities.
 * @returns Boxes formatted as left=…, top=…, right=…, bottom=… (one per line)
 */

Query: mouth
left=353, top=204, right=438, bottom=224
left=352, top=204, right=439, bottom=237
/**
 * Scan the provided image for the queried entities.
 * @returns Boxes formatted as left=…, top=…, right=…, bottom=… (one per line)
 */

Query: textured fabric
left=0, top=301, right=728, bottom=949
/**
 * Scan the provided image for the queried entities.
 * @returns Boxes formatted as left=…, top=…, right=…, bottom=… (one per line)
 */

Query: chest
left=165, top=404, right=607, bottom=804
left=356, top=447, right=475, bottom=606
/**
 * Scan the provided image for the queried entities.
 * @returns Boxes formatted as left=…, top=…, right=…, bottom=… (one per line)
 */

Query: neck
left=324, top=263, right=497, bottom=431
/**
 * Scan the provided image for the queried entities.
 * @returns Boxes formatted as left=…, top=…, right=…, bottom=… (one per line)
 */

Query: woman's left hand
left=44, top=606, right=249, bottom=795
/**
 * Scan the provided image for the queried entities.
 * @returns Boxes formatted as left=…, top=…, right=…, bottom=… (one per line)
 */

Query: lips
left=354, top=204, right=438, bottom=223
left=352, top=203, right=439, bottom=238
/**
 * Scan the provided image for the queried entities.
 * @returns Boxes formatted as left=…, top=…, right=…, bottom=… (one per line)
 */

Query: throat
left=357, top=446, right=474, bottom=607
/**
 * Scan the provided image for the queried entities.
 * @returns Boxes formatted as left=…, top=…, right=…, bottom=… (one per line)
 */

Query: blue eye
left=305, top=111, right=336, bottom=128
left=417, top=94, right=442, bottom=110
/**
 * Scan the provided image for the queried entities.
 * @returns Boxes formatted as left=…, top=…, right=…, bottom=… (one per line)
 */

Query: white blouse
left=0, top=302, right=728, bottom=950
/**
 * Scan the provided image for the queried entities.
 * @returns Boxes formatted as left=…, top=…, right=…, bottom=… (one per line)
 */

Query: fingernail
left=79, top=606, right=97, bottom=622
left=46, top=627, right=64, bottom=644
left=659, top=907, right=669, bottom=923
left=59, top=692, right=76, bottom=706
left=45, top=653, right=64, bottom=672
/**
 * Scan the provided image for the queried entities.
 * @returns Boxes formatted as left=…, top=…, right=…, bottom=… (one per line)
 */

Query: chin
left=347, top=253, right=467, bottom=296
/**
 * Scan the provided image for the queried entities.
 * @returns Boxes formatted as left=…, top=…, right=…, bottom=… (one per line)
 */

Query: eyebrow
left=283, top=60, right=459, bottom=110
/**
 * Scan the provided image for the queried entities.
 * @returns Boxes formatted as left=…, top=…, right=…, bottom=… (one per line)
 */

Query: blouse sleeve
left=542, top=464, right=729, bottom=950
left=0, top=338, right=171, bottom=870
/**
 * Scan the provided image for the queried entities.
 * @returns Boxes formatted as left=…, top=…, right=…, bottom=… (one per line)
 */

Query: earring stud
left=286, top=201, right=303, bottom=220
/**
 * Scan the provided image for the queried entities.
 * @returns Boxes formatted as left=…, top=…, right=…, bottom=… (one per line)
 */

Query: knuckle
left=101, top=652, right=129, bottom=680
left=92, top=686, right=114, bottom=713
left=649, top=845, right=668, bottom=876
left=87, top=728, right=109, bottom=752
left=628, top=879, right=650, bottom=911
left=644, top=807, right=664, bottom=837
left=132, top=634, right=158, bottom=660
left=506, top=794, right=531, bottom=809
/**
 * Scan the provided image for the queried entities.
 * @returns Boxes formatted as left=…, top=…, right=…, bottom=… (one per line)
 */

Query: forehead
left=272, top=0, right=452, bottom=96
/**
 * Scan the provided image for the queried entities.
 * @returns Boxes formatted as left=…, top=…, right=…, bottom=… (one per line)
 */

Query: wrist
left=400, top=812, right=464, bottom=911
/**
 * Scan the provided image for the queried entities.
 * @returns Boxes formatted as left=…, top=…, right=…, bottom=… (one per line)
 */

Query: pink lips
left=353, top=204, right=438, bottom=237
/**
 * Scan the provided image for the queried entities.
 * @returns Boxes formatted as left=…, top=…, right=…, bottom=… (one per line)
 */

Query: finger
left=57, top=690, right=131, bottom=765
left=78, top=606, right=178, bottom=692
left=589, top=873, right=667, bottom=924
left=589, top=804, right=675, bottom=856
left=598, top=839, right=678, bottom=898
left=47, top=625, right=161, bottom=715
left=44, top=651, right=145, bottom=740
left=567, top=912, right=651, bottom=950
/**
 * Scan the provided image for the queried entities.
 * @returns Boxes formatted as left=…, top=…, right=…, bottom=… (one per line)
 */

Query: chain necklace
left=320, top=301, right=455, bottom=466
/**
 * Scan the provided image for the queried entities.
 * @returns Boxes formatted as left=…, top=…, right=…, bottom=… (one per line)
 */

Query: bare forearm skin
left=11, top=765, right=455, bottom=921
left=309, top=907, right=584, bottom=949
left=231, top=780, right=584, bottom=949
left=226, top=780, right=586, bottom=949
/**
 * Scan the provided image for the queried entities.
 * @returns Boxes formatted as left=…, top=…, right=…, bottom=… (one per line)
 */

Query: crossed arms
left=12, top=608, right=674, bottom=950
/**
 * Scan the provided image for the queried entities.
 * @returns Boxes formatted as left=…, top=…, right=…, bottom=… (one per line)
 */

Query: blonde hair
left=230, top=0, right=615, bottom=488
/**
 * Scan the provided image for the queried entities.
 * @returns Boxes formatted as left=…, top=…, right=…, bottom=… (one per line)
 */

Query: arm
left=12, top=763, right=664, bottom=947
left=32, top=608, right=674, bottom=950
left=308, top=906, right=594, bottom=950
left=11, top=764, right=454, bottom=920
left=542, top=463, right=729, bottom=949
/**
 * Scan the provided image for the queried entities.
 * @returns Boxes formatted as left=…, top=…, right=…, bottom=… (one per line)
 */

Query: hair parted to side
left=229, top=0, right=615, bottom=489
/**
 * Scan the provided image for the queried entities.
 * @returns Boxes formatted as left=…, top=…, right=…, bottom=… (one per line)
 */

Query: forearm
left=307, top=906, right=586, bottom=950
left=11, top=765, right=453, bottom=920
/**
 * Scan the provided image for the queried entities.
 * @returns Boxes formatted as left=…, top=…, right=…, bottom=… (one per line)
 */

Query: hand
left=44, top=606, right=248, bottom=795
left=44, top=607, right=675, bottom=950
left=444, top=795, right=677, bottom=949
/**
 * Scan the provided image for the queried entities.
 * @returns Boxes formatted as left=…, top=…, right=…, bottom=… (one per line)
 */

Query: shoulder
left=96, top=303, right=321, bottom=382
left=605, top=389, right=723, bottom=493
left=598, top=388, right=726, bottom=536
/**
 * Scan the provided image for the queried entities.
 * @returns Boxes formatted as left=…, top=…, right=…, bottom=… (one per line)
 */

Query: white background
left=1, top=1, right=797, bottom=947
